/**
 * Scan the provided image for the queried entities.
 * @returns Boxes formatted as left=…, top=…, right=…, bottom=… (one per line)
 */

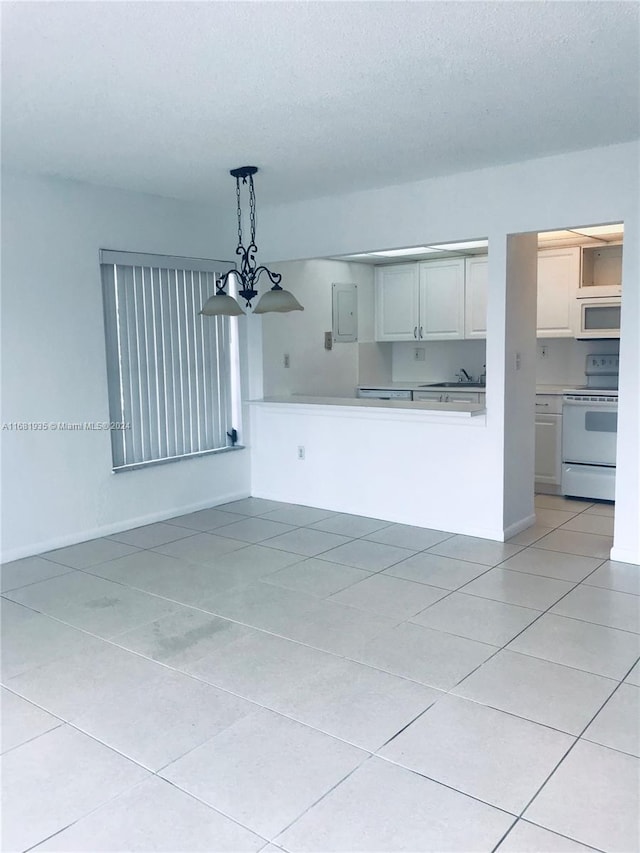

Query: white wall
left=261, top=259, right=375, bottom=398
left=1, top=171, right=250, bottom=561
left=251, top=142, right=640, bottom=560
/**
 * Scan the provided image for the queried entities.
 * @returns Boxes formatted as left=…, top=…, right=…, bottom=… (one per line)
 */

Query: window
left=100, top=250, right=240, bottom=472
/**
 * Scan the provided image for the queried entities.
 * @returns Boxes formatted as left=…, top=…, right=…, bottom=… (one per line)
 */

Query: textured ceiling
left=2, top=1, right=638, bottom=206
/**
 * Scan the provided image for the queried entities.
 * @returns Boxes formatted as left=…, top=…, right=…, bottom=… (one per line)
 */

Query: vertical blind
left=100, top=250, right=237, bottom=471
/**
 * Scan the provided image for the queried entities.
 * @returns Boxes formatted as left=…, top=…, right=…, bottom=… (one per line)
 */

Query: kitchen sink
left=419, top=382, right=486, bottom=389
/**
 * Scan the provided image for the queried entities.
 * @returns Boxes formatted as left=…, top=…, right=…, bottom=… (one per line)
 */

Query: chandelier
left=200, top=166, right=303, bottom=316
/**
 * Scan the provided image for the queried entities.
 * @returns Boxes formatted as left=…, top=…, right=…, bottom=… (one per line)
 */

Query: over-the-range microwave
left=577, top=297, right=621, bottom=339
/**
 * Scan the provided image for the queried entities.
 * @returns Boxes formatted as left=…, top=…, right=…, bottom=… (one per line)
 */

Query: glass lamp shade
left=253, top=287, right=304, bottom=314
left=199, top=292, right=244, bottom=317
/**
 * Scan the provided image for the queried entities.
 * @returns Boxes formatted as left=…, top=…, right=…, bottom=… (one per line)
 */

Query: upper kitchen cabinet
left=374, top=264, right=419, bottom=341
left=464, top=256, right=488, bottom=339
left=537, top=247, right=580, bottom=337
left=375, top=257, right=480, bottom=341
left=418, top=258, right=466, bottom=339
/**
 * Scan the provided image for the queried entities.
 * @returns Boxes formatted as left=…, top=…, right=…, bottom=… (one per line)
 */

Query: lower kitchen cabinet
left=535, top=395, right=562, bottom=490
left=414, top=389, right=483, bottom=404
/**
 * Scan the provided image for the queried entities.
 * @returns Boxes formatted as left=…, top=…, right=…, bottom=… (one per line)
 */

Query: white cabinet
left=464, top=256, right=488, bottom=339
left=375, top=258, right=467, bottom=342
left=374, top=264, right=419, bottom=341
left=414, top=389, right=483, bottom=403
left=535, top=394, right=562, bottom=489
left=418, top=259, right=466, bottom=340
left=537, top=248, right=580, bottom=338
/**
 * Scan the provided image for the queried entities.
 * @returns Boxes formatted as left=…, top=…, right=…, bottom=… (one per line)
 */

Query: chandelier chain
left=249, top=175, right=257, bottom=246
left=235, top=177, right=243, bottom=248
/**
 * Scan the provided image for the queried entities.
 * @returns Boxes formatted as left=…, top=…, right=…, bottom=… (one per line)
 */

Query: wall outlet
left=297, top=445, right=305, bottom=460
left=283, top=353, right=290, bottom=368
left=515, top=352, right=522, bottom=370
left=539, top=345, right=548, bottom=359
left=324, top=332, right=333, bottom=351
left=413, top=347, right=426, bottom=362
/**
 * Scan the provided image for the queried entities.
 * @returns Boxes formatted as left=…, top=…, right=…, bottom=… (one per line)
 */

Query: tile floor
left=1, top=494, right=639, bottom=852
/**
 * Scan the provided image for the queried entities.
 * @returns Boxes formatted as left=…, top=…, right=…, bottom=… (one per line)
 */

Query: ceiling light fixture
left=200, top=166, right=303, bottom=317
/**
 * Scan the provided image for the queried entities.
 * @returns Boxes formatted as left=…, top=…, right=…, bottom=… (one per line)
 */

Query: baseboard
left=0, top=490, right=251, bottom=564
left=609, top=546, right=639, bottom=566
left=502, top=513, right=537, bottom=541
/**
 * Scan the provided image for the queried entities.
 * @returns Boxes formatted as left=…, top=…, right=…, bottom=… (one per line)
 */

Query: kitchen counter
left=257, top=395, right=486, bottom=417
left=359, top=383, right=576, bottom=395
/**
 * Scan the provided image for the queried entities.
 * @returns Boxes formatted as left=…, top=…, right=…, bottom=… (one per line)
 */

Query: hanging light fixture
left=200, top=166, right=303, bottom=317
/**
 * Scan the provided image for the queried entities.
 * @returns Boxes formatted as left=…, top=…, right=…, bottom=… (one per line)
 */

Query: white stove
left=561, top=355, right=618, bottom=501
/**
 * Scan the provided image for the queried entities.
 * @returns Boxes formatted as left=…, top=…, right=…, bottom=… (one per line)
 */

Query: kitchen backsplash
left=392, top=340, right=487, bottom=383
left=389, top=337, right=620, bottom=386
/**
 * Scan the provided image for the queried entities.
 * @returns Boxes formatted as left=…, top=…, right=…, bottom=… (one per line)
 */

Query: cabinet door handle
left=413, top=326, right=418, bottom=339
left=536, top=402, right=550, bottom=407
left=419, top=326, right=423, bottom=338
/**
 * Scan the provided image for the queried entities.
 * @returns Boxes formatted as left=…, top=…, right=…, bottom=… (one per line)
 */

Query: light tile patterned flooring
left=1, top=495, right=639, bottom=852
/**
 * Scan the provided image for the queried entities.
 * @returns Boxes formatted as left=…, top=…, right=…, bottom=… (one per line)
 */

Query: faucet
left=457, top=368, right=473, bottom=383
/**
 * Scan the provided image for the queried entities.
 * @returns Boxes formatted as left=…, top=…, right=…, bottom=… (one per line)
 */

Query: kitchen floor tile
left=352, top=621, right=497, bottom=689
left=185, top=629, right=337, bottom=707
left=4, top=636, right=165, bottom=720
left=329, top=573, right=447, bottom=620
left=497, top=820, right=597, bottom=852
left=584, top=559, right=640, bottom=596
left=310, top=512, right=391, bottom=537
left=270, top=597, right=396, bottom=659
left=524, top=740, right=640, bottom=852
left=34, top=776, right=265, bottom=852
left=0, top=725, right=149, bottom=853
left=219, top=497, right=293, bottom=516
left=535, top=508, right=582, bottom=528
left=533, top=529, right=613, bottom=559
left=560, top=513, right=615, bottom=537
left=583, top=683, right=640, bottom=756
left=276, top=757, right=513, bottom=853
left=0, top=555, right=74, bottom=593
left=384, top=551, right=491, bottom=589
left=263, top=527, right=350, bottom=557
left=206, top=542, right=304, bottom=576
left=112, top=608, right=252, bottom=668
left=498, top=548, right=603, bottom=583
left=261, top=557, right=371, bottom=597
left=152, top=531, right=247, bottom=564
left=534, top=495, right=593, bottom=512
left=507, top=524, right=554, bottom=547
left=165, top=506, right=245, bottom=530
left=42, top=537, right=140, bottom=569
left=508, top=613, right=640, bottom=680
left=462, top=567, right=574, bottom=610
left=1, top=599, right=109, bottom=680
left=107, top=521, right=195, bottom=548
left=72, top=668, right=255, bottom=771
left=626, top=660, right=640, bottom=686
left=161, top=708, right=367, bottom=840
left=550, top=585, right=640, bottom=633
left=379, top=694, right=573, bottom=814
left=411, top=592, right=540, bottom=646
left=211, top=516, right=296, bottom=543
left=319, top=538, right=415, bottom=571
left=198, top=582, right=317, bottom=634
left=5, top=570, right=180, bottom=639
left=84, top=549, right=256, bottom=605
left=452, top=649, right=617, bottom=734
left=1, top=688, right=62, bottom=753
left=364, top=523, right=452, bottom=551
left=275, top=657, right=442, bottom=751
left=427, top=535, right=524, bottom=566
left=261, top=505, right=337, bottom=526
left=583, top=501, right=615, bottom=517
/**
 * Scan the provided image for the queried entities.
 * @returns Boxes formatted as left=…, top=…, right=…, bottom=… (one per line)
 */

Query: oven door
left=562, top=399, right=617, bottom=466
